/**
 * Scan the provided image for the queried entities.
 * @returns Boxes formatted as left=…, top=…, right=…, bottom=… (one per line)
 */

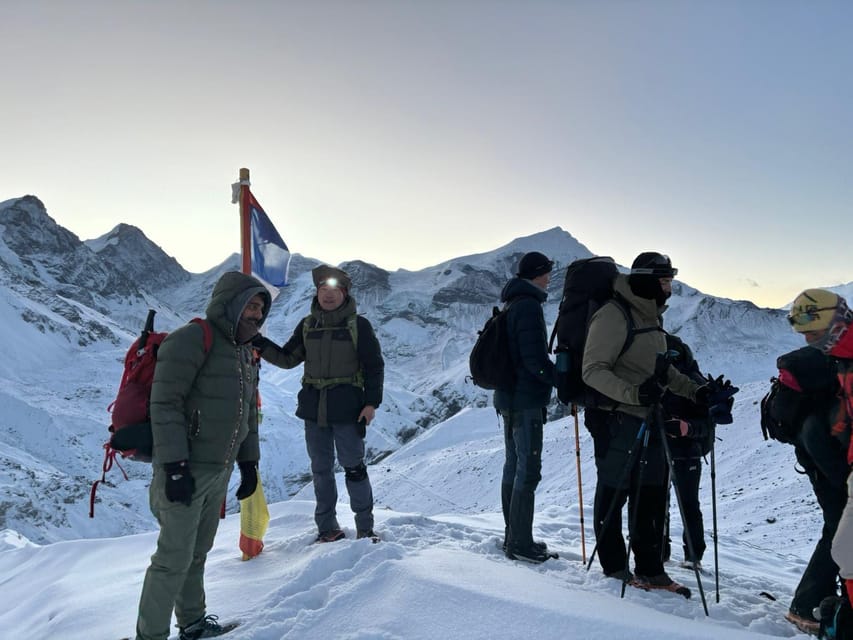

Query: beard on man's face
left=237, top=317, right=261, bottom=343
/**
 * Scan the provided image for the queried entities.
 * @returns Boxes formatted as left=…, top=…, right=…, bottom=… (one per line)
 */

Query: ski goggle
left=787, top=306, right=835, bottom=327
left=630, top=254, right=678, bottom=277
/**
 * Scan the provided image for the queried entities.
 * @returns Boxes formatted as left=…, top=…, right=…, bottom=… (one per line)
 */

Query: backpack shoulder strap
left=347, top=314, right=359, bottom=349
left=609, top=293, right=661, bottom=357
left=301, top=313, right=316, bottom=345
left=301, top=313, right=359, bottom=350
left=189, top=317, right=213, bottom=352
left=607, top=294, right=635, bottom=358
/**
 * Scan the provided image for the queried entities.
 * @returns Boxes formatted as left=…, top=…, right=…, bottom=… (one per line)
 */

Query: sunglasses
left=787, top=306, right=835, bottom=326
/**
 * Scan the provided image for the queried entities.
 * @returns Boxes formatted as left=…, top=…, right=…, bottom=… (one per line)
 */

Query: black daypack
left=548, top=256, right=655, bottom=407
left=469, top=302, right=516, bottom=391
left=760, top=345, right=839, bottom=444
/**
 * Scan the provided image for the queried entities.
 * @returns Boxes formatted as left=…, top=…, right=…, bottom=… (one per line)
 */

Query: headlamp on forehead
left=320, top=277, right=340, bottom=289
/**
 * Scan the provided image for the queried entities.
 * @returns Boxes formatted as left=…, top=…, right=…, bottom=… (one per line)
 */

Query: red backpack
left=89, top=310, right=212, bottom=517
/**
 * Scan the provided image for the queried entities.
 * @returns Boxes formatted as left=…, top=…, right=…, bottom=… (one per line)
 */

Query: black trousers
left=589, top=411, right=668, bottom=577
left=671, top=456, right=706, bottom=563
left=790, top=414, right=848, bottom=618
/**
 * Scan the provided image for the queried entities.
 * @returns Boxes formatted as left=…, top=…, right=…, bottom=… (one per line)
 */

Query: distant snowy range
left=2, top=194, right=853, bottom=639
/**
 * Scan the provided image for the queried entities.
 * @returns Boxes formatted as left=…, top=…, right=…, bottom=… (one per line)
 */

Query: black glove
left=696, top=374, right=740, bottom=408
left=709, top=397, right=735, bottom=425
left=356, top=417, right=367, bottom=439
left=236, top=461, right=258, bottom=500
left=708, top=374, right=738, bottom=395
left=164, top=460, right=194, bottom=506
left=637, top=377, right=663, bottom=406
left=251, top=335, right=274, bottom=354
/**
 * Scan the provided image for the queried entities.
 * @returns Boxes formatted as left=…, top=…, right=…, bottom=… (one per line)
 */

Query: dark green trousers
left=135, top=465, right=232, bottom=640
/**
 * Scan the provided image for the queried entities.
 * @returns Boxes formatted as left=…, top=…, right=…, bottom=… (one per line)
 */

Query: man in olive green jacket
left=582, top=252, right=705, bottom=594
left=135, top=271, right=271, bottom=640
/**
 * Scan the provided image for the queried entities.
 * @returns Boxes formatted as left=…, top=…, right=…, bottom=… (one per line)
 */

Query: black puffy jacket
left=493, top=277, right=556, bottom=412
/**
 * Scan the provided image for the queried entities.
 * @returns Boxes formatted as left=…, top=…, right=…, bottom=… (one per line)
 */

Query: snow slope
left=0, top=406, right=825, bottom=639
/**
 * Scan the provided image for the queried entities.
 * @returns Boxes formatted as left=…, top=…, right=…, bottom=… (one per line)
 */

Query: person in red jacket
left=789, top=288, right=853, bottom=637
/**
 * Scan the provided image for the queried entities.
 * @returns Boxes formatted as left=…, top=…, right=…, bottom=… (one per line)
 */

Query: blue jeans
left=500, top=408, right=544, bottom=548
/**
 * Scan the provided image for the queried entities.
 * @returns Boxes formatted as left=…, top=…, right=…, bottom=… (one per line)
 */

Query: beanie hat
left=517, top=252, right=554, bottom=280
left=312, top=265, right=352, bottom=292
left=789, top=288, right=853, bottom=353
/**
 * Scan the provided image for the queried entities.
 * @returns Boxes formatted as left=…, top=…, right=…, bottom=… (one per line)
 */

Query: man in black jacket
left=495, top=251, right=557, bottom=564
left=256, top=265, right=385, bottom=543
left=660, top=333, right=717, bottom=570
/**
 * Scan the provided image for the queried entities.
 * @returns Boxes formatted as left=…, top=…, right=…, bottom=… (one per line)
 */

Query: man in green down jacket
left=135, top=271, right=271, bottom=640
left=255, top=265, right=384, bottom=543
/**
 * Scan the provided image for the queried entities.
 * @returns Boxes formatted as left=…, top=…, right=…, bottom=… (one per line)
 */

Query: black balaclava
left=628, top=251, right=676, bottom=306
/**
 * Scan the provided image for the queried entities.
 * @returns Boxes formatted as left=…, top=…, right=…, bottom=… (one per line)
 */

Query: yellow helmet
left=788, top=289, right=842, bottom=332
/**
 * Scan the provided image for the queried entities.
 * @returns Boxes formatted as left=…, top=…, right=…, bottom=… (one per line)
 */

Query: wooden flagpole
left=239, top=167, right=252, bottom=275
left=235, top=166, right=270, bottom=559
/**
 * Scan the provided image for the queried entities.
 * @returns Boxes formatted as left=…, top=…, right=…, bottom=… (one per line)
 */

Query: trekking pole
left=658, top=402, right=709, bottom=616
left=710, top=438, right=720, bottom=603
left=661, top=465, right=671, bottom=564
left=586, top=419, right=649, bottom=572
left=620, top=420, right=652, bottom=598
left=572, top=403, right=587, bottom=564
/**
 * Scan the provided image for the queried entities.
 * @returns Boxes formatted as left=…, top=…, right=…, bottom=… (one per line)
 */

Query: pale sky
left=2, top=0, right=851, bottom=308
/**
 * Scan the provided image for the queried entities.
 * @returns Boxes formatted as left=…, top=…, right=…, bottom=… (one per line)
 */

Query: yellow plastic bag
left=239, top=472, right=270, bottom=560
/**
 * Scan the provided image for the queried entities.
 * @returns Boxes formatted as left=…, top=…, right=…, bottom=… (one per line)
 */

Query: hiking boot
left=179, top=615, right=237, bottom=640
left=815, top=595, right=842, bottom=622
left=634, top=572, right=676, bottom=587
left=604, top=569, right=634, bottom=582
left=785, top=610, right=820, bottom=636
left=632, top=573, right=691, bottom=599
left=315, top=529, right=346, bottom=543
left=505, top=543, right=552, bottom=564
left=502, top=538, right=548, bottom=554
left=357, top=529, right=380, bottom=542
left=679, top=559, right=702, bottom=571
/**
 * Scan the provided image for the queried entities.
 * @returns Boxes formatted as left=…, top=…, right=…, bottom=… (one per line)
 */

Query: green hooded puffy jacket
left=150, top=271, right=271, bottom=468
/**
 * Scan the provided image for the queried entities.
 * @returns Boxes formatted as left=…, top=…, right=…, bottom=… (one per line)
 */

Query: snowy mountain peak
left=495, top=226, right=593, bottom=268
left=0, top=195, right=142, bottom=309
left=0, top=195, right=83, bottom=259
left=86, top=223, right=189, bottom=291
